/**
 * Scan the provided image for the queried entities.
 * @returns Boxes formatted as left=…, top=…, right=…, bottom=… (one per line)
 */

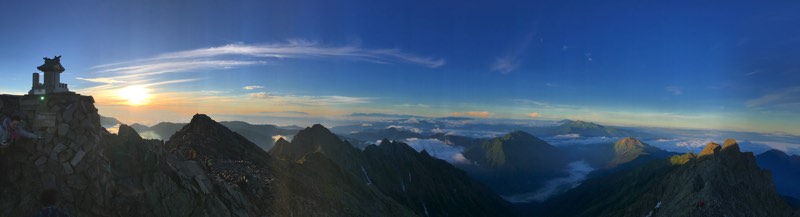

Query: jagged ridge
left=540, top=139, right=793, bottom=217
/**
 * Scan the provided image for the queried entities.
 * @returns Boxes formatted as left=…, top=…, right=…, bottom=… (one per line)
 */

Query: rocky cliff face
left=0, top=94, right=243, bottom=216
left=0, top=94, right=114, bottom=216
left=630, top=139, right=792, bottom=217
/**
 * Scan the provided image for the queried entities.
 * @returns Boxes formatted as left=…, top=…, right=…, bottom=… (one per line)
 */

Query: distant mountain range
left=757, top=149, right=800, bottom=200
left=335, top=119, right=654, bottom=149
left=532, top=120, right=653, bottom=139
left=270, top=123, right=512, bottom=216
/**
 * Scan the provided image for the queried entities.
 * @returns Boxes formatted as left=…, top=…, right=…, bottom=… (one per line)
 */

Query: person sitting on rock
left=0, top=115, right=42, bottom=148
left=35, top=189, right=68, bottom=217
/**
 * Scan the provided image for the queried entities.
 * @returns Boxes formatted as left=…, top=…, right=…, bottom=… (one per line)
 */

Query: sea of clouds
left=501, top=160, right=595, bottom=203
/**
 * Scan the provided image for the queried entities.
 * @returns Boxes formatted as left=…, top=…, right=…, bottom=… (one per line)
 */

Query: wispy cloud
left=510, top=99, right=581, bottom=111
left=527, top=112, right=540, bottom=118
left=258, top=111, right=310, bottom=116
left=450, top=111, right=490, bottom=118
left=746, top=86, right=800, bottom=109
left=76, top=40, right=427, bottom=120
left=103, top=40, right=445, bottom=69
left=269, top=95, right=373, bottom=106
left=401, top=103, right=431, bottom=108
left=248, top=92, right=270, bottom=99
left=666, top=86, right=683, bottom=95
left=243, top=85, right=264, bottom=90
left=80, top=60, right=264, bottom=84
left=83, top=41, right=443, bottom=86
left=492, top=33, right=535, bottom=74
left=491, top=58, right=519, bottom=74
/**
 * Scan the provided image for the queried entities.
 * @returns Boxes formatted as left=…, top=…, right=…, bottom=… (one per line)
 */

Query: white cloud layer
left=243, top=85, right=264, bottom=90
left=502, top=161, right=594, bottom=203
left=403, top=138, right=471, bottom=165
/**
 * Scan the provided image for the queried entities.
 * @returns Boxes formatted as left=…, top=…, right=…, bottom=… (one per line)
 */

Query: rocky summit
left=1, top=94, right=114, bottom=216
left=608, top=137, right=670, bottom=168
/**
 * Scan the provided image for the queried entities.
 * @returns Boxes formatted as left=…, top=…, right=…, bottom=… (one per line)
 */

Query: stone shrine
left=29, top=55, right=72, bottom=95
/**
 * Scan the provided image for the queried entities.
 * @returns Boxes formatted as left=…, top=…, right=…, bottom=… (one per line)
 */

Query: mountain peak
left=464, top=130, right=563, bottom=171
left=613, top=137, right=652, bottom=154
left=567, top=120, right=601, bottom=127
left=760, top=149, right=789, bottom=158
left=275, top=137, right=290, bottom=146
left=270, top=124, right=355, bottom=162
left=117, top=124, right=142, bottom=139
left=699, top=142, right=722, bottom=157
left=721, top=138, right=741, bottom=153
left=165, top=114, right=269, bottom=163
left=609, top=137, right=667, bottom=167
left=190, top=113, right=214, bottom=124
left=615, top=137, right=644, bottom=147
left=310, top=123, right=330, bottom=131
left=502, top=130, right=538, bottom=141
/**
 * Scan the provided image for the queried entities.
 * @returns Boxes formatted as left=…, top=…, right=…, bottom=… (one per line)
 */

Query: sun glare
left=118, top=85, right=151, bottom=106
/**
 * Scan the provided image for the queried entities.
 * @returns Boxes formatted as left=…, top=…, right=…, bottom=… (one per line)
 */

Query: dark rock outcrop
left=698, top=142, right=721, bottom=157
left=539, top=139, right=793, bottom=217
left=1, top=94, right=113, bottom=216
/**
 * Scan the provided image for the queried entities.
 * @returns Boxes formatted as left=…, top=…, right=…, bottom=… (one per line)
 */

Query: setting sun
left=118, top=85, right=151, bottom=106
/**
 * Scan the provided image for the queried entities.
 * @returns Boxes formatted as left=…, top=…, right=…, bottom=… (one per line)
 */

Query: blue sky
left=1, top=0, right=799, bottom=134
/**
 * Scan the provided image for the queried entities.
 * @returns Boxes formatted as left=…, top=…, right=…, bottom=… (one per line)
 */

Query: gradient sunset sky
left=1, top=1, right=798, bottom=134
